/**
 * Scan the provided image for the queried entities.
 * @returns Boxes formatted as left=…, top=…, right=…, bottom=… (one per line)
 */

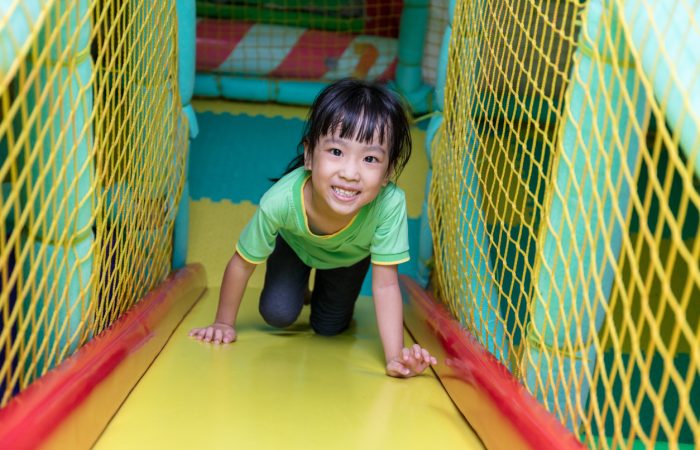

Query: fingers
left=386, top=360, right=411, bottom=378
left=420, top=346, right=438, bottom=365
left=222, top=329, right=236, bottom=344
left=409, top=344, right=437, bottom=366
left=400, top=345, right=423, bottom=367
left=215, top=328, right=236, bottom=344
left=401, top=347, right=412, bottom=363
left=386, top=348, right=432, bottom=378
left=188, top=327, right=206, bottom=339
left=204, top=327, right=214, bottom=342
left=393, top=344, right=437, bottom=377
left=188, top=325, right=236, bottom=344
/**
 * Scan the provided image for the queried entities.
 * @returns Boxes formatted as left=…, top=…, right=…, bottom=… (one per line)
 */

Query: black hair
left=276, top=78, right=412, bottom=181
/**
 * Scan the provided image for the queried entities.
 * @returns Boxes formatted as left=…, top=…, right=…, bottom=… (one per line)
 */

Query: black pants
left=259, top=235, right=371, bottom=336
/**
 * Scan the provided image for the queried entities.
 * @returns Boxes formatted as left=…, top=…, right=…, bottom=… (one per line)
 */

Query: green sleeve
left=370, top=187, right=410, bottom=265
left=236, top=206, right=280, bottom=264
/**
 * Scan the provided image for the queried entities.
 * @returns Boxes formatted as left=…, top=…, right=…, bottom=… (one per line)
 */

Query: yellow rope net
left=2, top=1, right=699, bottom=448
left=0, top=0, right=187, bottom=405
left=430, top=0, right=699, bottom=447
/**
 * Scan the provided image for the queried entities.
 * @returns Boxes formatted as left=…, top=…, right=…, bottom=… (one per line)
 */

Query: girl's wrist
left=385, top=348, right=403, bottom=363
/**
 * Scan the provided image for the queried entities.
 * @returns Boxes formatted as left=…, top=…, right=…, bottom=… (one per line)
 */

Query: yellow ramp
left=95, top=284, right=482, bottom=449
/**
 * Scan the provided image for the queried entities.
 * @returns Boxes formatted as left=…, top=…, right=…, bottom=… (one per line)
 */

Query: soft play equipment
left=195, top=20, right=398, bottom=81
left=194, top=0, right=436, bottom=112
left=1, top=0, right=699, bottom=448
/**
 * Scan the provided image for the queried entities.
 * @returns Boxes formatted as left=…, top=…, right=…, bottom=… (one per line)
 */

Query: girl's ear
left=303, top=142, right=312, bottom=170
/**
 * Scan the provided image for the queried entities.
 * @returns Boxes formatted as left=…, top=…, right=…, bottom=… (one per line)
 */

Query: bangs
left=318, top=100, right=390, bottom=147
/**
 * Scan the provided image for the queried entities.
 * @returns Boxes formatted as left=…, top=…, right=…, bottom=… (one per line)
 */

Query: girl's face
left=304, top=129, right=391, bottom=224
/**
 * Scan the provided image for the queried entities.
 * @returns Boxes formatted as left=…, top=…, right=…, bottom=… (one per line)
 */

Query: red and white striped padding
left=196, top=20, right=398, bottom=81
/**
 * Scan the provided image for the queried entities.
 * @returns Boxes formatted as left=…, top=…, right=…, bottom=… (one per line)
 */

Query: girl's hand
left=385, top=344, right=437, bottom=378
left=188, top=322, right=237, bottom=344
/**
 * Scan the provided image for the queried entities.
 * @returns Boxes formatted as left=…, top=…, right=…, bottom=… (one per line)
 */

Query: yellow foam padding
left=192, top=98, right=310, bottom=120
left=93, top=286, right=484, bottom=449
left=186, top=198, right=268, bottom=289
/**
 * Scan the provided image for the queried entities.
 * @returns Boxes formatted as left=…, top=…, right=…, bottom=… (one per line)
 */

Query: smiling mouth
left=332, top=186, right=360, bottom=199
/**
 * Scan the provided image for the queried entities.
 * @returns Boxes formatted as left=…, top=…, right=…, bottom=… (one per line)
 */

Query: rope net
left=430, top=0, right=699, bottom=447
left=0, top=0, right=187, bottom=406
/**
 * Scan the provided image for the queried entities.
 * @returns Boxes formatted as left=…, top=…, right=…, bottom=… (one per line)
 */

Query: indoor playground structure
left=0, top=0, right=698, bottom=448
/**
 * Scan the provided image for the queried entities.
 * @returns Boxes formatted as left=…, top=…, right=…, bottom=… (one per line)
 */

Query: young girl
left=189, top=78, right=437, bottom=378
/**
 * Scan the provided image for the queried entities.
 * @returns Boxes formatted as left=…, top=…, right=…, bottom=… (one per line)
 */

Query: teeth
left=333, top=187, right=359, bottom=198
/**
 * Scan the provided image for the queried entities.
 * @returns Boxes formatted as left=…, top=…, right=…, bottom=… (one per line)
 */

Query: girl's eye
left=364, top=156, right=378, bottom=163
left=330, top=148, right=342, bottom=156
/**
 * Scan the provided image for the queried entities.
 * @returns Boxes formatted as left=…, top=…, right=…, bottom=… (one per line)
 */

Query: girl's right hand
left=188, top=322, right=237, bottom=344
left=385, top=344, right=437, bottom=378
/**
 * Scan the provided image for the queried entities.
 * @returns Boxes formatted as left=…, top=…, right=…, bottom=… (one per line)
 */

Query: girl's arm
left=189, top=252, right=256, bottom=344
left=371, top=263, right=437, bottom=377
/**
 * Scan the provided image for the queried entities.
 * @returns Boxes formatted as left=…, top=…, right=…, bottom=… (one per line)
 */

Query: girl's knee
left=259, top=302, right=299, bottom=328
left=311, top=320, right=350, bottom=336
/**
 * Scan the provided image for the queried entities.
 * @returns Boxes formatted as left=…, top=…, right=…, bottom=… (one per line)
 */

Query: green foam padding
left=196, top=2, right=364, bottom=32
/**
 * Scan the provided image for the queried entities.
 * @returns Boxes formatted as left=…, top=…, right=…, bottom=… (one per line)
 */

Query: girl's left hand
left=386, top=344, right=438, bottom=378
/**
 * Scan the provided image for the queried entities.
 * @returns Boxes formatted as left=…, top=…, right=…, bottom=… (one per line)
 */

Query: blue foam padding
left=221, top=77, right=275, bottom=102
left=172, top=182, right=190, bottom=269
left=435, top=26, right=450, bottom=112
left=26, top=57, right=93, bottom=239
left=176, top=0, right=196, bottom=105
left=425, top=114, right=442, bottom=165
left=0, top=0, right=44, bottom=73
left=194, top=73, right=221, bottom=97
left=276, top=80, right=327, bottom=105
left=22, top=232, right=94, bottom=374
left=189, top=112, right=304, bottom=203
left=397, top=0, right=430, bottom=93
left=184, top=104, right=199, bottom=139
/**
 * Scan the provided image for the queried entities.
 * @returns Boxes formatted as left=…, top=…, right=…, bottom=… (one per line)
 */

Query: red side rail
left=400, top=276, right=584, bottom=450
left=0, top=264, right=207, bottom=449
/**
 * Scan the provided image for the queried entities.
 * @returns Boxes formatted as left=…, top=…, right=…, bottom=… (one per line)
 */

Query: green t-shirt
left=236, top=167, right=409, bottom=269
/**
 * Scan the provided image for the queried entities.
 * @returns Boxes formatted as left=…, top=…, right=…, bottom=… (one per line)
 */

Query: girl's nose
left=340, top=160, right=360, bottom=180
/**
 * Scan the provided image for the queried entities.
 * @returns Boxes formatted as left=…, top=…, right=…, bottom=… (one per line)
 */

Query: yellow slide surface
left=95, top=285, right=483, bottom=449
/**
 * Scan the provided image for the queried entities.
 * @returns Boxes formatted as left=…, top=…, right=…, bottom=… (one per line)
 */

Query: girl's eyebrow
left=365, top=145, right=387, bottom=154
left=321, top=136, right=347, bottom=147
left=322, top=136, right=387, bottom=154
